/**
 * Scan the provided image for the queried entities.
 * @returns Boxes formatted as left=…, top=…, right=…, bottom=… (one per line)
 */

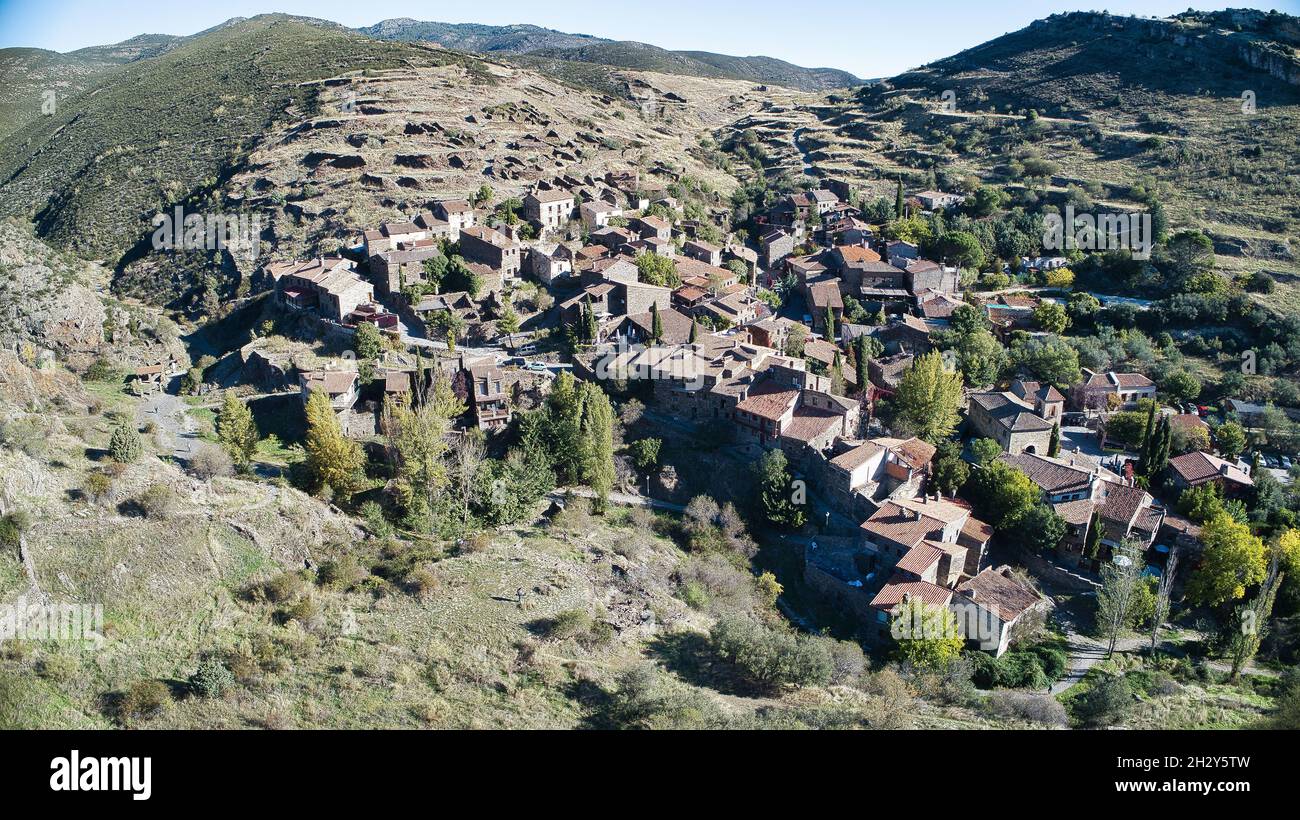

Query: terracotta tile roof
left=830, top=440, right=886, bottom=471
left=956, top=567, right=1043, bottom=622
left=302, top=369, right=358, bottom=395
left=959, top=515, right=994, bottom=546
left=1053, top=499, right=1097, bottom=526
left=1114, top=373, right=1155, bottom=388
left=1001, top=452, right=1094, bottom=495
left=1168, top=451, right=1253, bottom=487
left=781, top=407, right=840, bottom=443
left=895, top=542, right=944, bottom=576
left=869, top=572, right=954, bottom=613
left=834, top=245, right=883, bottom=264
left=1099, top=483, right=1150, bottom=529
left=808, top=281, right=844, bottom=310
left=735, top=382, right=800, bottom=421
left=1169, top=413, right=1209, bottom=432
left=862, top=497, right=967, bottom=551
left=528, top=188, right=573, bottom=203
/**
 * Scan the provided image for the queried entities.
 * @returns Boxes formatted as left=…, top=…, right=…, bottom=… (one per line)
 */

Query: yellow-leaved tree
left=304, top=389, right=364, bottom=501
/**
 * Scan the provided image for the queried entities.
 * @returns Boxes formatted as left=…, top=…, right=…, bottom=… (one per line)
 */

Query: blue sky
left=0, top=0, right=1294, bottom=77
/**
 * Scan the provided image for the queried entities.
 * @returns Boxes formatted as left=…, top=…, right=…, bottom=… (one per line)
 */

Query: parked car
left=501, top=357, right=526, bottom=367
left=517, top=343, right=538, bottom=356
left=524, top=362, right=549, bottom=373
left=1281, top=457, right=1293, bottom=470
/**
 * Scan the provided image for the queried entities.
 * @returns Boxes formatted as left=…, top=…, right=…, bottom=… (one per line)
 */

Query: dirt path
left=138, top=390, right=201, bottom=463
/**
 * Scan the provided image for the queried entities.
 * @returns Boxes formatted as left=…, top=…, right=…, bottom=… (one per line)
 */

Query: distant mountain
left=356, top=19, right=607, bottom=53
left=68, top=32, right=187, bottom=64
left=358, top=18, right=863, bottom=91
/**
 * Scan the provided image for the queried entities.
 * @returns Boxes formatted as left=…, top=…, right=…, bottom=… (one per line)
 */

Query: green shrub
left=0, top=511, right=30, bottom=550
left=118, top=680, right=172, bottom=723
left=137, top=483, right=175, bottom=519
left=109, top=423, right=142, bottom=463
left=189, top=658, right=235, bottom=698
left=543, top=609, right=592, bottom=640
left=263, top=571, right=306, bottom=604
left=708, top=615, right=833, bottom=691
left=1073, top=674, right=1132, bottom=726
left=317, top=555, right=367, bottom=590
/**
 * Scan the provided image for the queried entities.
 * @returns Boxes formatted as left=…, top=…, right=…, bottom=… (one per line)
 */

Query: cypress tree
left=1048, top=422, right=1060, bottom=458
left=830, top=352, right=845, bottom=396
left=1084, top=509, right=1105, bottom=560
left=650, top=302, right=664, bottom=343
left=824, top=305, right=836, bottom=341
left=895, top=178, right=905, bottom=219
left=854, top=334, right=871, bottom=393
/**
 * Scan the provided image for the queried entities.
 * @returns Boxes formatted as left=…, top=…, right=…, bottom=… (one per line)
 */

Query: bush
left=542, top=609, right=592, bottom=640
left=37, top=652, right=80, bottom=683
left=108, top=423, right=142, bottom=463
left=189, top=658, right=235, bottom=699
left=317, top=555, right=367, bottom=590
left=405, top=567, right=440, bottom=599
left=970, top=648, right=1051, bottom=689
left=987, top=691, right=1068, bottom=726
left=708, top=615, right=833, bottom=691
left=118, top=680, right=172, bottom=723
left=83, top=470, right=113, bottom=504
left=263, top=571, right=307, bottom=604
left=1073, top=674, right=1132, bottom=726
left=137, top=483, right=175, bottom=519
left=83, top=358, right=121, bottom=383
left=189, top=446, right=233, bottom=480
left=0, top=511, right=30, bottom=550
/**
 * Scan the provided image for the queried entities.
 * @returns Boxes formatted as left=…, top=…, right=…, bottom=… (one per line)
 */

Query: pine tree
left=304, top=389, right=364, bottom=500
left=1048, top=422, right=1060, bottom=458
left=109, top=422, right=142, bottom=464
left=217, top=390, right=260, bottom=471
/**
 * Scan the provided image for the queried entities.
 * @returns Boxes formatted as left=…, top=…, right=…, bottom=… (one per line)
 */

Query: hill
left=0, top=16, right=467, bottom=283
left=360, top=18, right=863, bottom=91
left=356, top=18, right=607, bottom=52
left=0, top=14, right=787, bottom=308
left=724, top=9, right=1300, bottom=306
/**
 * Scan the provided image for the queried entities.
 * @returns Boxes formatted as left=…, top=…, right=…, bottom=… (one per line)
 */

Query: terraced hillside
left=722, top=10, right=1300, bottom=306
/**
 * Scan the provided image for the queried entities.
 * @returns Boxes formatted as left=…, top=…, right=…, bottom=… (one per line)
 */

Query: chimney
left=1220, top=463, right=1230, bottom=476
left=968, top=588, right=977, bottom=601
